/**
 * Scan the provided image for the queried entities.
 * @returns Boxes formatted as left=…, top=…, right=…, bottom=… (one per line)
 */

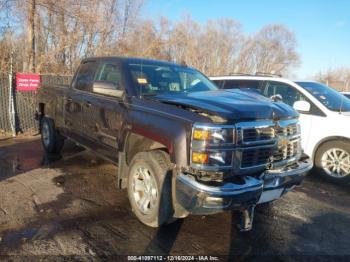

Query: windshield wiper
left=141, top=93, right=158, bottom=97
left=140, top=93, right=160, bottom=100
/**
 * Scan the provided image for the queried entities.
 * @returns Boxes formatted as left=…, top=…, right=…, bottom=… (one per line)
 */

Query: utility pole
left=28, top=0, right=36, bottom=72
left=6, top=20, right=16, bottom=137
left=9, top=50, right=16, bottom=137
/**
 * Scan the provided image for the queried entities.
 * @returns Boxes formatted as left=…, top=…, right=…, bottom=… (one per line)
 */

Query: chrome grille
left=242, top=127, right=275, bottom=143
left=274, top=139, right=300, bottom=162
left=241, top=147, right=272, bottom=168
left=241, top=140, right=300, bottom=169
left=239, top=120, right=301, bottom=169
left=276, top=124, right=298, bottom=137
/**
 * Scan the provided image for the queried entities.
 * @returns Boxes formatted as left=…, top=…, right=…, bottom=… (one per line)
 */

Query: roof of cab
left=81, top=56, right=185, bottom=67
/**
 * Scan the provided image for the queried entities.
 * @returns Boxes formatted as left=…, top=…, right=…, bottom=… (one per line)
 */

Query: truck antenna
left=139, top=60, right=143, bottom=98
left=340, top=90, right=344, bottom=114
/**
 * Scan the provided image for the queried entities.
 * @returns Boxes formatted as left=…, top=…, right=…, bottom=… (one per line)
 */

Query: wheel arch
left=124, top=132, right=171, bottom=166
left=117, top=131, right=172, bottom=189
left=312, top=136, right=350, bottom=160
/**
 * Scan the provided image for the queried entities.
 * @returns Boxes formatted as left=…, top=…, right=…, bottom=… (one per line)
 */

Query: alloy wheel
left=321, top=148, right=350, bottom=178
left=131, top=166, right=158, bottom=214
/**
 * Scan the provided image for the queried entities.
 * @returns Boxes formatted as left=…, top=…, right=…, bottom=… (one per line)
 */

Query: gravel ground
left=0, top=136, right=349, bottom=261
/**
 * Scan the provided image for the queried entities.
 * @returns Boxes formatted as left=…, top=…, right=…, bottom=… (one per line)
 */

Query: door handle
left=67, top=97, right=73, bottom=102
left=85, top=101, right=92, bottom=107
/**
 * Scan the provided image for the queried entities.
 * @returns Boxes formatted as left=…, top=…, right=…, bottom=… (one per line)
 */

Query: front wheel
left=127, top=150, right=174, bottom=227
left=314, top=140, right=350, bottom=184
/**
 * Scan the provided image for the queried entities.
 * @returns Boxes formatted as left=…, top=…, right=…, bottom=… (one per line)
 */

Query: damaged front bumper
left=176, top=158, right=312, bottom=215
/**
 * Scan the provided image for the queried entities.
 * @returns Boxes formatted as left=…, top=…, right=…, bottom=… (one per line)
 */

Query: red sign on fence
left=16, top=73, right=41, bottom=91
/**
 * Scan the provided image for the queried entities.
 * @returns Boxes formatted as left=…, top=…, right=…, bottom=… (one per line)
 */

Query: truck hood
left=153, top=89, right=298, bottom=122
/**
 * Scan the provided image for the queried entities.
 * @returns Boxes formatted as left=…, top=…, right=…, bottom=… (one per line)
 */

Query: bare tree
left=26, top=0, right=36, bottom=72
left=236, top=24, right=300, bottom=75
left=0, top=2, right=300, bottom=76
left=167, top=16, right=243, bottom=75
left=315, top=67, right=350, bottom=91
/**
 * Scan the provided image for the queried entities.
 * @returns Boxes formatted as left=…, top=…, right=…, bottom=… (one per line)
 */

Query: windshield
left=296, top=81, right=350, bottom=112
left=127, top=62, right=218, bottom=96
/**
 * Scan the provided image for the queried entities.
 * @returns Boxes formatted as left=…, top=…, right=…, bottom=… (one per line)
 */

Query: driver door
left=81, top=61, right=125, bottom=162
left=65, top=61, right=98, bottom=143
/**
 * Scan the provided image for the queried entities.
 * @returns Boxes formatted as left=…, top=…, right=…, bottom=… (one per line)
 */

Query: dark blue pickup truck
left=36, top=57, right=312, bottom=231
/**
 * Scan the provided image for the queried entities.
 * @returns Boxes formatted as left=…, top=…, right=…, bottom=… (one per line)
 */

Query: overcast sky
left=145, top=0, right=350, bottom=78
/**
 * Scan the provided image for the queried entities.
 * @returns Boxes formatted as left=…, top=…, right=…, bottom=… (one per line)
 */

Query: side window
left=96, top=63, right=122, bottom=90
left=73, top=62, right=98, bottom=91
left=265, top=81, right=307, bottom=106
left=212, top=80, right=225, bottom=89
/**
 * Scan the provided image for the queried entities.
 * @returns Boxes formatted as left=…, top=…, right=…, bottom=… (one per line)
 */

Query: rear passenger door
left=81, top=61, right=125, bottom=162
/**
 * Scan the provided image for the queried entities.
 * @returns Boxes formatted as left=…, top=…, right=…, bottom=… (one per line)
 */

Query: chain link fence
left=0, top=73, right=12, bottom=136
left=0, top=74, right=72, bottom=137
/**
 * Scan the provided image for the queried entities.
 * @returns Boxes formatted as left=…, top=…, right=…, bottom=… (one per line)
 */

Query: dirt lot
left=0, top=136, right=349, bottom=261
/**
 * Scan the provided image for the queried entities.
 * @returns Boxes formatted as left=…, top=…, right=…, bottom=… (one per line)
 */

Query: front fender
left=128, top=109, right=191, bottom=167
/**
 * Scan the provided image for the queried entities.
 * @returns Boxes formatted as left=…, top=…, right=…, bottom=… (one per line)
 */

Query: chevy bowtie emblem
left=278, top=137, right=289, bottom=148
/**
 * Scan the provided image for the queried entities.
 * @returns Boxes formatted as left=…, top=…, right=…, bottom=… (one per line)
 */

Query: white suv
left=210, top=75, right=350, bottom=184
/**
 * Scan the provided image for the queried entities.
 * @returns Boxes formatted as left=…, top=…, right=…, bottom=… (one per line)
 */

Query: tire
left=40, top=117, right=64, bottom=154
left=127, top=150, right=174, bottom=227
left=314, top=140, right=350, bottom=184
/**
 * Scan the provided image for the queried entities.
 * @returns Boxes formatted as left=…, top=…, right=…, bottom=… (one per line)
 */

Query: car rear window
left=218, top=79, right=263, bottom=90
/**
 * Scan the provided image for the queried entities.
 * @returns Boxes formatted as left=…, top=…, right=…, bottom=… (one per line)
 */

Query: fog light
left=209, top=152, right=226, bottom=164
left=192, top=152, right=209, bottom=164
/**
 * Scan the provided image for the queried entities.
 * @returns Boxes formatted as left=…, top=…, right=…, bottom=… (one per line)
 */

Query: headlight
left=191, top=124, right=235, bottom=167
left=192, top=125, right=235, bottom=145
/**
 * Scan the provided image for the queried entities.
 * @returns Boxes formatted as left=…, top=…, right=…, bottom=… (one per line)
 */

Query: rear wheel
left=41, top=117, right=64, bottom=154
left=314, top=140, right=350, bottom=184
left=127, top=150, right=174, bottom=227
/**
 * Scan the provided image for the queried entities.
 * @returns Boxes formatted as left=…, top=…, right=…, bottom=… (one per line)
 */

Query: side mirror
left=293, top=100, right=311, bottom=112
left=92, top=81, right=123, bottom=97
